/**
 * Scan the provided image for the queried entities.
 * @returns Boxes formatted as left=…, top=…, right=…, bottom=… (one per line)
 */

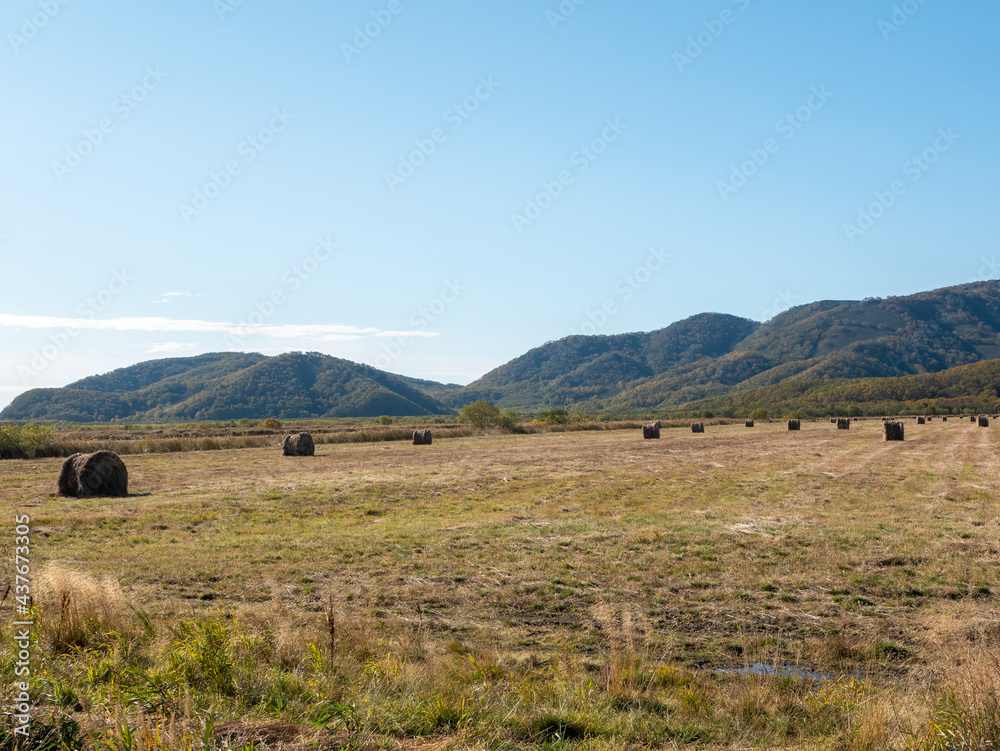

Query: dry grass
left=0, top=419, right=998, bottom=748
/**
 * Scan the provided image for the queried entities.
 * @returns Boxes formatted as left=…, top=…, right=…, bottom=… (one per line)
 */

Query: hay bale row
left=837, top=418, right=850, bottom=430
left=283, top=432, right=315, bottom=456
left=745, top=420, right=754, bottom=428
left=691, top=422, right=705, bottom=434
left=412, top=429, right=433, bottom=445
left=787, top=419, right=800, bottom=431
left=642, top=424, right=660, bottom=440
left=883, top=421, right=904, bottom=441
left=58, top=451, right=128, bottom=498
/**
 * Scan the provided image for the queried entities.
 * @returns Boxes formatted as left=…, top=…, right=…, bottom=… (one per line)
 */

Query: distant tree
left=378, top=415, right=393, bottom=425
left=460, top=400, right=502, bottom=429
left=497, top=410, right=520, bottom=431
left=538, top=408, right=569, bottom=425
left=262, top=418, right=282, bottom=430
left=750, top=408, right=769, bottom=420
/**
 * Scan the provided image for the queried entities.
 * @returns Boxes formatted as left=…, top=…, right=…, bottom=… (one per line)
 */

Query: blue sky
left=1, top=0, right=998, bottom=410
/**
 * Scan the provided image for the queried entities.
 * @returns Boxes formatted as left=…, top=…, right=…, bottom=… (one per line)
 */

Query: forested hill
left=5, top=281, right=1000, bottom=421
left=1, top=352, right=451, bottom=422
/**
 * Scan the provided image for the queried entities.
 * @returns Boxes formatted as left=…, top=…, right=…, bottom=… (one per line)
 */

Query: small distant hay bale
left=412, top=429, right=433, bottom=445
left=971, top=416, right=977, bottom=422
left=282, top=433, right=315, bottom=456
left=979, top=417, right=989, bottom=428
left=837, top=418, right=850, bottom=430
left=926, top=416, right=933, bottom=422
left=57, top=451, right=128, bottom=498
left=642, top=424, right=660, bottom=440
left=745, top=420, right=754, bottom=428
left=883, top=421, right=905, bottom=441
left=830, top=418, right=837, bottom=423
left=916, top=417, right=926, bottom=425
left=691, top=422, right=705, bottom=434
left=787, top=419, right=800, bottom=431
left=942, top=417, right=948, bottom=421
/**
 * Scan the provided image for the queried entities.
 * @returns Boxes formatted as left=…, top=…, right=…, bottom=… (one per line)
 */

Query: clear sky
left=1, top=0, right=998, bottom=410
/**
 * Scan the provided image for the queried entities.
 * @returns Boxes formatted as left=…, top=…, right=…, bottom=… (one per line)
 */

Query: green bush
left=0, top=423, right=56, bottom=459
left=459, top=400, right=502, bottom=429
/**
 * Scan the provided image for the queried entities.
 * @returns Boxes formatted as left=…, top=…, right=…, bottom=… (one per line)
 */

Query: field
left=2, top=419, right=1000, bottom=749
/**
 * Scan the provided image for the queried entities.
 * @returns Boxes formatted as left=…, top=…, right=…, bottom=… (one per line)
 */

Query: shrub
left=498, top=410, right=520, bottom=431
left=378, top=415, right=393, bottom=425
left=262, top=418, right=283, bottom=430
left=0, top=423, right=56, bottom=459
left=538, top=408, right=569, bottom=425
left=459, top=400, right=502, bottom=429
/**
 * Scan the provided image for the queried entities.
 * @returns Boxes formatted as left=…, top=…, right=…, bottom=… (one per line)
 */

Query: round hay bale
left=830, top=418, right=837, bottom=424
left=883, top=421, right=904, bottom=441
left=412, top=429, right=432, bottom=445
left=745, top=420, right=755, bottom=428
left=916, top=417, right=926, bottom=425
left=691, top=422, right=705, bottom=434
left=57, top=451, right=128, bottom=498
left=942, top=417, right=948, bottom=421
left=971, top=416, right=977, bottom=422
left=836, top=418, right=850, bottom=430
left=979, top=416, right=990, bottom=428
left=283, top=433, right=315, bottom=456
left=787, top=419, right=800, bottom=431
left=642, top=424, right=660, bottom=440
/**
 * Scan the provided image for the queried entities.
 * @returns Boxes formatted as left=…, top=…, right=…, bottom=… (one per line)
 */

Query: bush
left=0, top=423, right=56, bottom=459
left=378, top=415, right=393, bottom=425
left=498, top=410, right=520, bottom=431
left=459, top=400, right=502, bottom=429
left=538, top=408, right=569, bottom=425
left=750, top=408, right=769, bottom=420
left=262, top=418, right=283, bottom=430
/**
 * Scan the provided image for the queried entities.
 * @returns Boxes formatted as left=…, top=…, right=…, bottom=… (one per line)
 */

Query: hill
left=1, top=352, right=452, bottom=422
left=449, top=281, right=1000, bottom=411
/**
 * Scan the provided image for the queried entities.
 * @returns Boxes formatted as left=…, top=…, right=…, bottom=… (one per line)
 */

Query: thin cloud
left=0, top=313, right=427, bottom=340
left=145, top=342, right=198, bottom=354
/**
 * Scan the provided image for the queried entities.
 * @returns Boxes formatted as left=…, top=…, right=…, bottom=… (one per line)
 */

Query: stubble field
left=1, top=419, right=999, bottom=749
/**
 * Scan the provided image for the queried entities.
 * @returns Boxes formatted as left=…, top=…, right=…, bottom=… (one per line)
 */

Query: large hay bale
left=57, top=451, right=128, bottom=498
left=745, top=420, right=755, bottom=428
left=787, top=419, right=800, bottom=431
left=282, top=433, right=315, bottom=456
left=691, top=422, right=705, bottom=434
left=979, top=417, right=989, bottom=428
left=883, top=421, right=904, bottom=441
left=837, top=418, right=850, bottom=430
left=642, top=424, right=660, bottom=439
left=412, top=429, right=433, bottom=445
left=916, top=417, right=925, bottom=425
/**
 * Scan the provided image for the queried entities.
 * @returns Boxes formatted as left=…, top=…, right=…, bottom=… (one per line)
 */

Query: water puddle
left=714, top=663, right=853, bottom=682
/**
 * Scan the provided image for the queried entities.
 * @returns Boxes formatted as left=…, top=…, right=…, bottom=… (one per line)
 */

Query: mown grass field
left=1, top=419, right=999, bottom=749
